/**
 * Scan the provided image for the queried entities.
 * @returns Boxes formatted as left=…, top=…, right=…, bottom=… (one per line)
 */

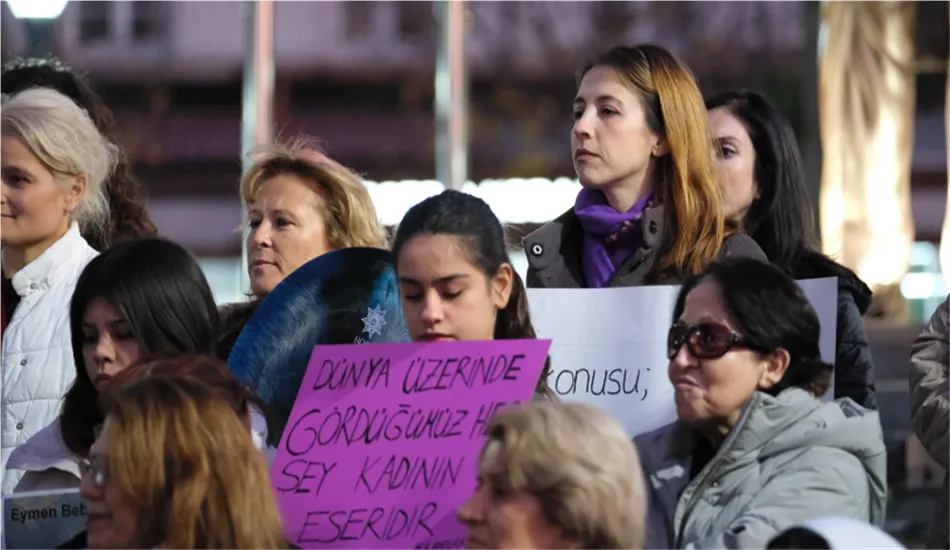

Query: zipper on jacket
left=672, top=395, right=761, bottom=548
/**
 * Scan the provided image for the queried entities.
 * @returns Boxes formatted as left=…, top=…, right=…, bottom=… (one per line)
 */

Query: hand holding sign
left=272, top=339, right=551, bottom=550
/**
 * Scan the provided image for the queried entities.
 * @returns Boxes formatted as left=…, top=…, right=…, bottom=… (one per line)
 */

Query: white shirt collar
left=9, top=222, right=86, bottom=297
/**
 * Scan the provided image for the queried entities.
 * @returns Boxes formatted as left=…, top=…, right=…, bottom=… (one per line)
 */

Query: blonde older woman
left=458, top=402, right=646, bottom=549
left=1, top=87, right=116, bottom=494
left=216, top=138, right=387, bottom=359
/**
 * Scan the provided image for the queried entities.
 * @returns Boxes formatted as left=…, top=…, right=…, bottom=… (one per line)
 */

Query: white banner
left=527, top=278, right=838, bottom=437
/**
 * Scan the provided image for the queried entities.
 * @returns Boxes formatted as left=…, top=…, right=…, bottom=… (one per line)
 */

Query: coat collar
left=523, top=209, right=585, bottom=287
left=6, top=421, right=82, bottom=478
left=645, top=390, right=821, bottom=463
left=524, top=204, right=666, bottom=288
left=8, top=222, right=89, bottom=298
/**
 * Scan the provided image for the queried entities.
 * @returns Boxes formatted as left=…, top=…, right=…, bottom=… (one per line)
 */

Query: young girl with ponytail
left=525, top=44, right=766, bottom=288
left=391, top=190, right=555, bottom=399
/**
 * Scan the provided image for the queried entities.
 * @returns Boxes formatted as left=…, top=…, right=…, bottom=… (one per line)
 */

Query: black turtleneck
left=1, top=276, right=21, bottom=340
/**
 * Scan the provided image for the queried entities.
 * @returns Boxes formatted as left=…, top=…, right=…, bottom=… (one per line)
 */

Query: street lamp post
left=434, top=1, right=469, bottom=191
left=6, top=0, right=69, bottom=58
left=238, top=0, right=275, bottom=298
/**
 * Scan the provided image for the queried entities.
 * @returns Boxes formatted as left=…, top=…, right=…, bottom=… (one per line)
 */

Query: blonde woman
left=217, top=138, right=387, bottom=359
left=80, top=375, right=287, bottom=549
left=1, top=87, right=116, bottom=493
left=458, top=402, right=646, bottom=549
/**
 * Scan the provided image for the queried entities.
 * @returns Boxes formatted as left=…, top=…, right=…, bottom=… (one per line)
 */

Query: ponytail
left=493, top=270, right=534, bottom=340
left=494, top=270, right=558, bottom=400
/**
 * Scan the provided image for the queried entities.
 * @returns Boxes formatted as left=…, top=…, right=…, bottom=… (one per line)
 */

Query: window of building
left=346, top=2, right=374, bottom=39
left=398, top=1, right=431, bottom=42
left=78, top=1, right=111, bottom=44
left=597, top=1, right=629, bottom=40
left=132, top=1, right=168, bottom=43
left=291, top=80, right=402, bottom=111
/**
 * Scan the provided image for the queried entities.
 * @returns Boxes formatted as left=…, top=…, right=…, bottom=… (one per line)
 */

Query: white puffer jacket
left=1, top=223, right=97, bottom=494
left=5, top=406, right=271, bottom=494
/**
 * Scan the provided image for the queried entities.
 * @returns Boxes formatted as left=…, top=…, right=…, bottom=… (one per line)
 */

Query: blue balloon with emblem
left=228, top=247, right=410, bottom=445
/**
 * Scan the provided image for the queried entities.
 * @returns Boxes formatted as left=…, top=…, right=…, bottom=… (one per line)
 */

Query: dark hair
left=706, top=90, right=836, bottom=276
left=61, top=237, right=220, bottom=456
left=704, top=89, right=865, bottom=289
left=704, top=90, right=817, bottom=269
left=107, top=353, right=265, bottom=429
left=766, top=527, right=831, bottom=549
left=672, top=257, right=832, bottom=397
left=215, top=300, right=260, bottom=361
left=391, top=190, right=555, bottom=398
left=581, top=44, right=734, bottom=280
left=1, top=57, right=157, bottom=250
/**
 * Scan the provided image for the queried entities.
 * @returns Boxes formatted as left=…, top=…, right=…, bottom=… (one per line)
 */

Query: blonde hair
left=481, top=402, right=646, bottom=549
left=240, top=136, right=387, bottom=249
left=102, top=376, right=287, bottom=549
left=1, top=87, right=117, bottom=241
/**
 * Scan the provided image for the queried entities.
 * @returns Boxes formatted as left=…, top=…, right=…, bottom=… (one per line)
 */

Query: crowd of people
left=0, top=42, right=946, bottom=549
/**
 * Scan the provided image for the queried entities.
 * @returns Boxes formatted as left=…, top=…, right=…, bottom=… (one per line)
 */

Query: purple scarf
left=574, top=188, right=655, bottom=288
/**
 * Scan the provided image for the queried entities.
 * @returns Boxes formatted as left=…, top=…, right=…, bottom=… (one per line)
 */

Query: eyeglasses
left=79, top=453, right=107, bottom=489
left=667, top=322, right=763, bottom=360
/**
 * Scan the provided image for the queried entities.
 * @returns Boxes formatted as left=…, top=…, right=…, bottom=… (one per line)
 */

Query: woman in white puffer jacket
left=6, top=237, right=271, bottom=493
left=1, top=87, right=117, bottom=494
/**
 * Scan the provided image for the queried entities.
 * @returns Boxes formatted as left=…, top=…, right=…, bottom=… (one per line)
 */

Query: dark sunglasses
left=667, top=322, right=764, bottom=360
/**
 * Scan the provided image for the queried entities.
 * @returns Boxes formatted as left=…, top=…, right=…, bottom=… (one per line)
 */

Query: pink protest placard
left=271, top=339, right=551, bottom=550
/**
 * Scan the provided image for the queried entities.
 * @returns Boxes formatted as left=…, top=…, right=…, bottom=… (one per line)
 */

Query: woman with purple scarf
left=524, top=44, right=766, bottom=289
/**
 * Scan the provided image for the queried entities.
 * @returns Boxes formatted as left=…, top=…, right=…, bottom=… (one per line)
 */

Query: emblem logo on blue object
left=361, top=304, right=388, bottom=340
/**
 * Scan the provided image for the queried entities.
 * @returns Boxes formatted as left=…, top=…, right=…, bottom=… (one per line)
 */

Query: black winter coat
left=793, top=252, right=877, bottom=410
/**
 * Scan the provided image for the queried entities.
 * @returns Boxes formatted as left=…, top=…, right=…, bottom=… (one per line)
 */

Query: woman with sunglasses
left=636, top=257, right=886, bottom=549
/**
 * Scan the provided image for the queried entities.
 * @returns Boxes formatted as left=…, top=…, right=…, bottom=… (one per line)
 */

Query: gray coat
left=635, top=388, right=888, bottom=549
left=523, top=204, right=767, bottom=288
left=909, top=295, right=949, bottom=549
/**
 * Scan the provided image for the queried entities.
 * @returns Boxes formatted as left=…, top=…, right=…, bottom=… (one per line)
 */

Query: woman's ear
left=63, top=174, right=86, bottom=215
left=652, top=137, right=670, bottom=158
left=491, top=263, right=514, bottom=310
left=757, top=348, right=791, bottom=390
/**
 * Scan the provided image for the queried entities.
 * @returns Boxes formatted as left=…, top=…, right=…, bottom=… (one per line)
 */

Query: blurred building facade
left=2, top=5, right=946, bottom=541
left=0, top=0, right=944, bottom=260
